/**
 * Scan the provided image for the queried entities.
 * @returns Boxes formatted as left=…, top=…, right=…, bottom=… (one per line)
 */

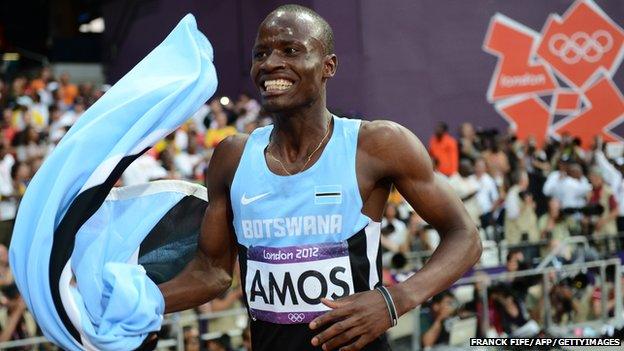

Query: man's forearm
left=391, top=226, right=481, bottom=316
left=159, top=254, right=233, bottom=313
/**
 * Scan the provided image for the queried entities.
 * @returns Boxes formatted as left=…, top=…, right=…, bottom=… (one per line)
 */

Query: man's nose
left=260, top=51, right=285, bottom=72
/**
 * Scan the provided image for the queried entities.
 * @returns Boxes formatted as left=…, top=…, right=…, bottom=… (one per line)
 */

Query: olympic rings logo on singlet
left=245, top=241, right=354, bottom=324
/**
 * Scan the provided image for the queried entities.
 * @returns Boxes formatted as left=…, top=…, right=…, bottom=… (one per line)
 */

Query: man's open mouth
left=263, top=79, right=294, bottom=93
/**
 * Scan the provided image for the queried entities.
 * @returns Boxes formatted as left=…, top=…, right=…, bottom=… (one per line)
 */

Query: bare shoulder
left=359, top=119, right=405, bottom=140
left=214, top=133, right=249, bottom=156
left=207, top=133, right=250, bottom=186
left=357, top=119, right=432, bottom=179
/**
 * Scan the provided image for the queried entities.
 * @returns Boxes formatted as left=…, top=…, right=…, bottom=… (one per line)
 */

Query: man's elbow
left=214, top=269, right=234, bottom=296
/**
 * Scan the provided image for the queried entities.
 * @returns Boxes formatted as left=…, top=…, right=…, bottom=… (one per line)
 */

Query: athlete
left=159, top=5, right=481, bottom=351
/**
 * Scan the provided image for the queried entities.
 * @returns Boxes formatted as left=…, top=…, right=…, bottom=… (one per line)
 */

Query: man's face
left=250, top=11, right=335, bottom=113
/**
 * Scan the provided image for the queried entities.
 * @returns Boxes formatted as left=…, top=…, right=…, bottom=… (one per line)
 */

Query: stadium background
left=2, top=0, right=624, bottom=350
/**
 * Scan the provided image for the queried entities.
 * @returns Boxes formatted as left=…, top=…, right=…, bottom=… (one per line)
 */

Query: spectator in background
left=380, top=203, right=408, bottom=261
left=30, top=67, right=54, bottom=107
left=591, top=265, right=624, bottom=319
left=543, top=161, right=591, bottom=213
left=0, top=284, right=28, bottom=342
left=506, top=250, right=526, bottom=273
left=205, top=110, right=237, bottom=149
left=58, top=72, right=78, bottom=107
left=406, top=212, right=432, bottom=252
left=459, top=122, right=481, bottom=162
left=14, top=125, right=46, bottom=162
left=10, top=161, right=30, bottom=198
left=208, top=333, right=233, bottom=351
left=234, top=93, right=260, bottom=132
left=489, top=283, right=530, bottom=336
left=0, top=244, right=29, bottom=342
left=593, top=139, right=624, bottom=232
left=538, top=198, right=575, bottom=264
left=587, top=168, right=619, bottom=253
left=538, top=198, right=571, bottom=242
left=28, top=94, right=49, bottom=131
left=429, top=122, right=458, bottom=176
left=0, top=144, right=16, bottom=246
left=175, top=129, right=203, bottom=180
left=504, top=171, right=539, bottom=245
left=8, top=76, right=27, bottom=106
left=448, top=159, right=481, bottom=225
left=522, top=136, right=550, bottom=215
left=204, top=99, right=224, bottom=130
left=57, top=99, right=85, bottom=128
left=482, top=137, right=510, bottom=187
left=505, top=250, right=539, bottom=302
left=0, top=244, right=13, bottom=287
left=240, top=326, right=252, bottom=351
left=421, top=291, right=457, bottom=348
left=183, top=326, right=201, bottom=351
left=2, top=108, right=16, bottom=144
left=48, top=105, right=68, bottom=143
left=474, top=158, right=500, bottom=233
left=29, top=66, right=52, bottom=93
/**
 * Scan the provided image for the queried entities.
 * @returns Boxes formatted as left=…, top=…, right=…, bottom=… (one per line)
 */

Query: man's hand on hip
left=309, top=288, right=395, bottom=351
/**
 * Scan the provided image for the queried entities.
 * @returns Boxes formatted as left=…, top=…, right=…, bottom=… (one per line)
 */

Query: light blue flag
left=9, top=14, right=216, bottom=350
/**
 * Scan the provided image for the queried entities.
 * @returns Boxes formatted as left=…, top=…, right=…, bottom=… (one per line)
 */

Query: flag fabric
left=9, top=14, right=216, bottom=350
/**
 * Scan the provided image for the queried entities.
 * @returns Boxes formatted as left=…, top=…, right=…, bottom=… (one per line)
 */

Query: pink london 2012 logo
left=483, top=0, right=624, bottom=148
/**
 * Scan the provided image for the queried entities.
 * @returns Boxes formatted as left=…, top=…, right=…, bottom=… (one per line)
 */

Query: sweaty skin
left=159, top=7, right=481, bottom=351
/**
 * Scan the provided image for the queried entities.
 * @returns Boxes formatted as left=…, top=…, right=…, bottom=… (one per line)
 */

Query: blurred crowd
left=380, top=121, right=624, bottom=349
left=1, top=66, right=624, bottom=349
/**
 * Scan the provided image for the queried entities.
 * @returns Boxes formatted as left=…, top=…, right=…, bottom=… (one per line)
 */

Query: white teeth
left=264, top=79, right=293, bottom=92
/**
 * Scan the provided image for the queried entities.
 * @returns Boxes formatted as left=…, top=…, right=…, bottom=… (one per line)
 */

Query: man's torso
left=227, top=116, right=391, bottom=350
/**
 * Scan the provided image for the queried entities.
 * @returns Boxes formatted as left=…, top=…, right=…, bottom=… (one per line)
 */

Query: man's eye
left=284, top=47, right=298, bottom=55
left=254, top=51, right=267, bottom=60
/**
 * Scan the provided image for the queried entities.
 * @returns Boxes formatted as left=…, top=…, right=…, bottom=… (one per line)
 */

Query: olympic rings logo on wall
left=483, top=0, right=624, bottom=149
left=548, top=30, right=613, bottom=64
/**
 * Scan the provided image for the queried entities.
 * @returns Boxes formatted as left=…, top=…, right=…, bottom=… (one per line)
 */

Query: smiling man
left=159, top=4, right=481, bottom=351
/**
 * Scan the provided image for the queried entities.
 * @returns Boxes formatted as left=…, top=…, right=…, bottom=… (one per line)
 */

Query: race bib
left=245, top=241, right=354, bottom=324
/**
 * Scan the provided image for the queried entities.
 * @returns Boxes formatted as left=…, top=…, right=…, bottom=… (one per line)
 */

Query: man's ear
left=322, top=54, right=338, bottom=79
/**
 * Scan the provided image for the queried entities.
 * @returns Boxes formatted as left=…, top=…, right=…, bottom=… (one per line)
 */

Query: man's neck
left=270, top=98, right=332, bottom=162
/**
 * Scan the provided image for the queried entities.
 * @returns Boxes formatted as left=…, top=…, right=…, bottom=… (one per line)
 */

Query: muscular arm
left=158, top=135, right=246, bottom=313
left=360, top=121, right=481, bottom=316
left=310, top=121, right=481, bottom=351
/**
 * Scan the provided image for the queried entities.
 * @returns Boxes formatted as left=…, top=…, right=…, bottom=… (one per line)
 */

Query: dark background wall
left=101, top=0, right=624, bottom=141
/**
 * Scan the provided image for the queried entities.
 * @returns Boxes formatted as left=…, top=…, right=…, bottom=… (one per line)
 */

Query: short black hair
left=268, top=4, right=335, bottom=55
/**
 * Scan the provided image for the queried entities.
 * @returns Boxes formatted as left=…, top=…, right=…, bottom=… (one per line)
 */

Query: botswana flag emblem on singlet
left=314, top=185, right=342, bottom=205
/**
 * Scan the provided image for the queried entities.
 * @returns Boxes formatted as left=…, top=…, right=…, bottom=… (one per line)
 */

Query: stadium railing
left=0, top=260, right=622, bottom=349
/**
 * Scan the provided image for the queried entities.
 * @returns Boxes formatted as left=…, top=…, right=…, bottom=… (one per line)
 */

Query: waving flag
left=9, top=14, right=216, bottom=350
